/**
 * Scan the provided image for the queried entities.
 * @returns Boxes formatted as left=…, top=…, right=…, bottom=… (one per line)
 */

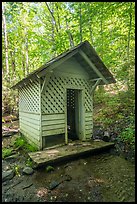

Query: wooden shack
left=12, top=41, right=116, bottom=150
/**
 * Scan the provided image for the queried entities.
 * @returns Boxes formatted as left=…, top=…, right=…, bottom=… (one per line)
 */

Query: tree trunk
left=79, top=2, right=82, bottom=42
left=88, top=14, right=94, bottom=45
left=55, top=3, right=61, bottom=30
left=100, top=2, right=104, bottom=58
left=65, top=16, right=74, bottom=48
left=22, top=50, right=26, bottom=77
left=45, top=2, right=57, bottom=57
left=127, top=2, right=132, bottom=91
left=10, top=50, right=16, bottom=79
left=45, top=2, right=59, bottom=33
left=25, top=31, right=29, bottom=75
left=2, top=3, right=10, bottom=82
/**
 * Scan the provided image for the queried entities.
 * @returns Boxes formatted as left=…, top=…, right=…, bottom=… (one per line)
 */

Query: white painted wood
left=42, top=114, right=65, bottom=121
left=19, top=79, right=40, bottom=113
left=19, top=111, right=41, bottom=148
left=42, top=119, right=64, bottom=126
left=20, top=129, right=40, bottom=147
left=77, top=89, right=85, bottom=140
left=65, top=85, right=84, bottom=90
left=85, top=120, right=92, bottom=125
left=85, top=117, right=92, bottom=121
left=85, top=112, right=92, bottom=117
left=55, top=57, right=89, bottom=78
left=85, top=129, right=92, bottom=135
left=90, top=78, right=102, bottom=82
left=20, top=122, right=40, bottom=134
left=41, top=71, right=53, bottom=93
left=90, top=78, right=102, bottom=94
left=20, top=119, right=40, bottom=130
left=39, top=78, right=42, bottom=149
left=20, top=116, right=40, bottom=125
left=64, top=89, right=68, bottom=144
left=42, top=124, right=65, bottom=131
left=85, top=134, right=92, bottom=139
left=37, top=49, right=78, bottom=78
left=54, top=71, right=89, bottom=80
left=42, top=128, right=65, bottom=136
left=79, top=49, right=108, bottom=84
left=19, top=112, right=40, bottom=120
left=42, top=86, right=64, bottom=114
left=85, top=125, right=92, bottom=130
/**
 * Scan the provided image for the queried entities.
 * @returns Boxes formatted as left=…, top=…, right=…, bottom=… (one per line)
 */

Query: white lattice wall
left=19, top=79, right=40, bottom=113
left=41, top=75, right=92, bottom=114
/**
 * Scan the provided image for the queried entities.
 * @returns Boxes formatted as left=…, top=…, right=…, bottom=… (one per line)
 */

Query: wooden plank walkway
left=28, top=140, right=115, bottom=167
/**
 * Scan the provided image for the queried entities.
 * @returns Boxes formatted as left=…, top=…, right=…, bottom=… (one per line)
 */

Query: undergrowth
left=2, top=148, right=13, bottom=159
left=14, top=136, right=38, bottom=152
left=94, top=88, right=135, bottom=154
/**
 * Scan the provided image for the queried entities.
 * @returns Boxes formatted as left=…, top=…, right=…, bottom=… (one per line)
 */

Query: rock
left=2, top=160, right=11, bottom=171
left=2, top=130, right=19, bottom=137
left=94, top=139, right=102, bottom=142
left=49, top=181, right=61, bottom=190
left=46, top=165, right=54, bottom=172
left=103, top=131, right=110, bottom=142
left=64, top=174, right=72, bottom=181
left=5, top=154, right=18, bottom=161
left=22, top=167, right=34, bottom=175
left=2, top=170, right=15, bottom=182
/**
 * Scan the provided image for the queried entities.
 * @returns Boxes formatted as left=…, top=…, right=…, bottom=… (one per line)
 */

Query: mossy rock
left=46, top=165, right=54, bottom=172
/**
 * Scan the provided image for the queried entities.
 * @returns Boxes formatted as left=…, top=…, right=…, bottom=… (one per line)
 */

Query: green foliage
left=25, top=143, right=38, bottom=152
left=2, top=148, right=13, bottom=159
left=14, top=136, right=38, bottom=152
left=2, top=2, right=135, bottom=117
left=94, top=86, right=135, bottom=153
left=14, top=164, right=21, bottom=177
left=46, top=165, right=54, bottom=172
left=25, top=158, right=35, bottom=168
left=14, top=137, right=26, bottom=149
left=119, top=126, right=135, bottom=146
left=119, top=111, right=135, bottom=148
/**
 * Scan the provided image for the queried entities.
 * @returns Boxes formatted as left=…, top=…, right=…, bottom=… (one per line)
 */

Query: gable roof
left=12, top=40, right=116, bottom=89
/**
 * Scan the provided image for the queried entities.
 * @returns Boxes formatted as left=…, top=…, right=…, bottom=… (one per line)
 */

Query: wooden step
left=28, top=140, right=115, bottom=168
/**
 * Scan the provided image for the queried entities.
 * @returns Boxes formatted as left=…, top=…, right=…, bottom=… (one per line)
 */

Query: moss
left=2, top=148, right=13, bottom=159
left=46, top=165, right=54, bottom=172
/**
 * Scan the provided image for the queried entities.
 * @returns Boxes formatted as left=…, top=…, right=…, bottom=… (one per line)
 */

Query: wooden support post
left=65, top=89, right=68, bottom=145
left=41, top=71, right=53, bottom=93
left=79, top=49, right=108, bottom=84
left=90, top=78, right=102, bottom=94
left=39, top=78, right=42, bottom=150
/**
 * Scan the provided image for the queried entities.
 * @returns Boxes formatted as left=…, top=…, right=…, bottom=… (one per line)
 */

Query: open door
left=67, top=89, right=84, bottom=142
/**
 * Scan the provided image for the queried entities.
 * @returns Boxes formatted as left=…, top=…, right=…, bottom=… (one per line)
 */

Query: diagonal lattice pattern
left=19, top=79, right=40, bottom=113
left=41, top=75, right=92, bottom=114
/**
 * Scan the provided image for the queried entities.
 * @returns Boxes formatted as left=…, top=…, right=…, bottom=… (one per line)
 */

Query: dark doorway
left=67, top=89, right=79, bottom=141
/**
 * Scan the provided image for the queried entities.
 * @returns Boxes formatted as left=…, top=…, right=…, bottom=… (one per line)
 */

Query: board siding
left=21, top=129, right=40, bottom=146
left=19, top=111, right=40, bottom=120
left=42, top=129, right=65, bottom=137
left=42, top=113, right=65, bottom=137
left=19, top=112, right=41, bottom=147
left=85, top=111, right=93, bottom=139
left=42, top=114, right=65, bottom=121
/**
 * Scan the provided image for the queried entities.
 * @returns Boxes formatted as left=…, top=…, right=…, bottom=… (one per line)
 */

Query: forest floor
left=2, top=119, right=135, bottom=202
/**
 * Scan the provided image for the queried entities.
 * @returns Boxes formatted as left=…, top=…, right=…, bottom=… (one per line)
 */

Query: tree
left=2, top=2, right=135, bottom=115
left=2, top=2, right=10, bottom=82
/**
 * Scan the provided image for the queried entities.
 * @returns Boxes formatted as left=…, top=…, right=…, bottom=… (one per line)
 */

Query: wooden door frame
left=65, top=86, right=85, bottom=144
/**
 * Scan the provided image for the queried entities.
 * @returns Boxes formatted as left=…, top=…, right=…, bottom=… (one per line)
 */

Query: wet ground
left=2, top=150, right=135, bottom=202
left=2, top=120, right=135, bottom=202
